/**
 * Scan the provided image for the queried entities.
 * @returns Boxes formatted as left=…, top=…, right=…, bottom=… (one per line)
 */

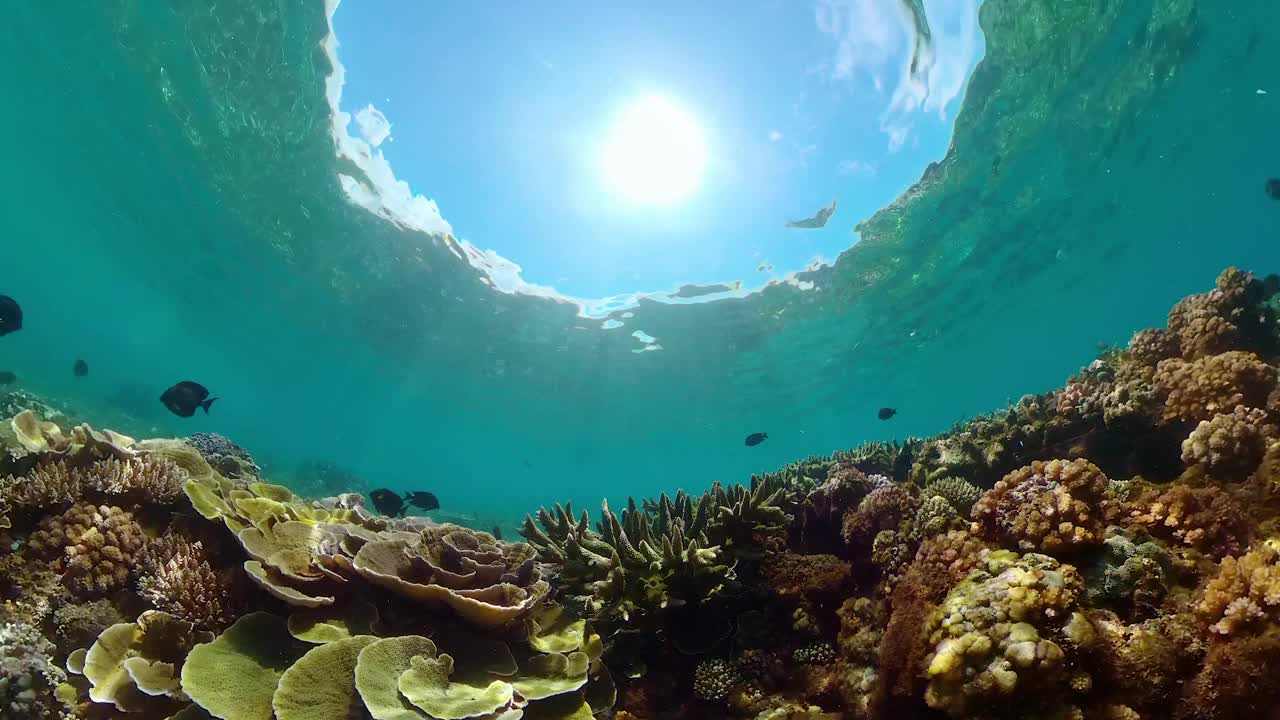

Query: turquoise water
left=1, top=1, right=1277, bottom=533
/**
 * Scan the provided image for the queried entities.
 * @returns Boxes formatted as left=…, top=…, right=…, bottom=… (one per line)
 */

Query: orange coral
left=1128, top=484, right=1249, bottom=558
left=762, top=552, right=850, bottom=598
left=971, top=459, right=1109, bottom=553
left=1154, top=351, right=1276, bottom=425
left=1197, top=544, right=1280, bottom=635
left=27, top=502, right=146, bottom=598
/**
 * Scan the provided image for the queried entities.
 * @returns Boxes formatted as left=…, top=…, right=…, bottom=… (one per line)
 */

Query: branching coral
left=522, top=480, right=787, bottom=623
left=972, top=459, right=1109, bottom=553
left=1154, top=351, right=1276, bottom=425
left=28, top=501, right=146, bottom=598
left=923, top=552, right=1094, bottom=718
left=1181, top=405, right=1275, bottom=477
left=1197, top=543, right=1280, bottom=635
left=138, top=535, right=244, bottom=631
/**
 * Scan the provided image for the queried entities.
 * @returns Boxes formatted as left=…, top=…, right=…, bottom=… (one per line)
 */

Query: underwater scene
left=2, top=0, right=1280, bottom=718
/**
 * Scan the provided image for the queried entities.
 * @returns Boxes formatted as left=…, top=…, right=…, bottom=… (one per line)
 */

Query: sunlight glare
left=601, top=96, right=706, bottom=206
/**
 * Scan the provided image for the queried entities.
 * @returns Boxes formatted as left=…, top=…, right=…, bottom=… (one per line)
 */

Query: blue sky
left=331, top=0, right=983, bottom=300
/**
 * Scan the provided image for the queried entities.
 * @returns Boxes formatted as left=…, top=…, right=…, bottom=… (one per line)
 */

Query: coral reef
left=4, top=268, right=1280, bottom=719
left=971, top=459, right=1109, bottom=553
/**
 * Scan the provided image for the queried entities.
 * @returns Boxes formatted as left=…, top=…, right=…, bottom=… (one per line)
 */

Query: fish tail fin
left=201, top=397, right=219, bottom=414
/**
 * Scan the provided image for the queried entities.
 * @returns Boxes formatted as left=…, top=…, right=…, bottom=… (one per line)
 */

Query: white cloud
left=815, top=0, right=981, bottom=150
left=769, top=130, right=783, bottom=142
left=354, top=104, right=392, bottom=147
left=838, top=159, right=876, bottom=177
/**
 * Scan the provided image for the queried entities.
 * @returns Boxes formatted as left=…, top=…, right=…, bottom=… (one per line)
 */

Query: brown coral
left=971, top=459, right=1109, bottom=553
left=82, top=456, right=187, bottom=505
left=1178, top=629, right=1280, bottom=720
left=762, top=552, right=850, bottom=598
left=1128, top=484, right=1249, bottom=558
left=28, top=501, right=146, bottom=598
left=1181, top=405, right=1275, bottom=478
left=1166, top=267, right=1268, bottom=360
left=137, top=535, right=243, bottom=630
left=841, top=482, right=914, bottom=548
left=1127, top=328, right=1180, bottom=368
left=1154, top=351, right=1276, bottom=426
left=874, top=530, right=990, bottom=714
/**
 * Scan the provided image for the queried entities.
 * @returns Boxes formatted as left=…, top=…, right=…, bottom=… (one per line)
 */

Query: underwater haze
left=1, top=0, right=1277, bottom=532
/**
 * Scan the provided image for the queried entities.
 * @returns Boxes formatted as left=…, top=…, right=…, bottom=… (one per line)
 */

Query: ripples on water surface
left=1, top=1, right=1276, bottom=528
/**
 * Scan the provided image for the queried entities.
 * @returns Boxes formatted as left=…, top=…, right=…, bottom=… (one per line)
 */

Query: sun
left=601, top=96, right=707, bottom=206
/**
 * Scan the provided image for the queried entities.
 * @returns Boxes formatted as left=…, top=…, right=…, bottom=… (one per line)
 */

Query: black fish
left=745, top=432, right=768, bottom=446
left=492, top=525, right=503, bottom=540
left=160, top=381, right=218, bottom=417
left=0, top=371, right=16, bottom=385
left=0, top=295, right=21, bottom=337
left=404, top=490, right=440, bottom=511
left=368, top=488, right=405, bottom=517
left=1268, top=177, right=1280, bottom=201
left=73, top=359, right=89, bottom=377
left=878, top=407, right=897, bottom=420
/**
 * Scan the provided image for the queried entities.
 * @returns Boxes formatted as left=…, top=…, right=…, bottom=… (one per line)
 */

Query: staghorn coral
left=972, top=459, right=1109, bottom=553
left=28, top=501, right=146, bottom=598
left=521, top=480, right=785, bottom=623
left=137, top=535, right=244, bottom=630
left=1127, top=483, right=1249, bottom=558
left=922, top=552, right=1094, bottom=718
left=1181, top=405, right=1275, bottom=477
left=792, top=641, right=836, bottom=665
left=0, top=621, right=72, bottom=720
left=1154, top=351, right=1276, bottom=426
left=82, top=456, right=188, bottom=505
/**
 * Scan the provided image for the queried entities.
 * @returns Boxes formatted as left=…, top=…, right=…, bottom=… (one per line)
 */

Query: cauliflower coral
left=971, top=459, right=1108, bottom=553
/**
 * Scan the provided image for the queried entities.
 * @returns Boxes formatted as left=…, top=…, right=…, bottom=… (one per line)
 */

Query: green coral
left=397, top=654, right=515, bottom=720
left=521, top=480, right=789, bottom=622
left=922, top=476, right=983, bottom=516
left=272, top=635, right=377, bottom=720
left=180, top=613, right=301, bottom=720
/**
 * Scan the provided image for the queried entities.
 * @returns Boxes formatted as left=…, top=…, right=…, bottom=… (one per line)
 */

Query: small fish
left=160, top=381, right=218, bottom=417
left=0, top=295, right=21, bottom=337
left=745, top=432, right=768, bottom=447
left=0, top=371, right=16, bottom=385
left=1267, top=177, right=1280, bottom=201
left=73, top=359, right=89, bottom=377
left=878, top=407, right=897, bottom=420
left=369, top=488, right=405, bottom=517
left=492, top=525, right=503, bottom=540
left=404, top=490, right=440, bottom=512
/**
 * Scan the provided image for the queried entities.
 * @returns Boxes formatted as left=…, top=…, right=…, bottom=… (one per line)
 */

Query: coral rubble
left=3, top=267, right=1280, bottom=719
